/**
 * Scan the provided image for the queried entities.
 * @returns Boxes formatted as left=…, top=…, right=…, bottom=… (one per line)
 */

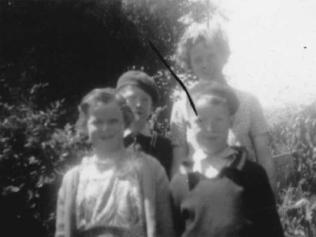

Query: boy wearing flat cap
left=170, top=82, right=284, bottom=237
left=116, top=70, right=173, bottom=178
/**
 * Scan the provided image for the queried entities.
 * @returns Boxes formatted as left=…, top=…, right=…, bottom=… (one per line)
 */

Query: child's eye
left=92, top=120, right=103, bottom=126
left=108, top=118, right=119, bottom=124
left=141, top=97, right=149, bottom=103
left=216, top=116, right=227, bottom=123
left=124, top=94, right=136, bottom=101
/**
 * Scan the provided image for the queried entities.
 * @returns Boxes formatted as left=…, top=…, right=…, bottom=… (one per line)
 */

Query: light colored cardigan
left=55, top=152, right=175, bottom=237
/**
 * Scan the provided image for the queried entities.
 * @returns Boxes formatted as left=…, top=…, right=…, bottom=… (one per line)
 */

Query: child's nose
left=101, top=123, right=111, bottom=132
left=205, top=123, right=216, bottom=132
left=201, top=58, right=209, bottom=68
left=135, top=99, right=143, bottom=107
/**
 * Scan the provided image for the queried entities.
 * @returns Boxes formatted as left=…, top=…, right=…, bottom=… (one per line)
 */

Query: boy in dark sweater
left=170, top=82, right=284, bottom=237
left=116, top=70, right=173, bottom=178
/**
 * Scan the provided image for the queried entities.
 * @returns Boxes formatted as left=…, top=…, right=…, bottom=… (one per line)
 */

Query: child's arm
left=253, top=133, right=276, bottom=192
left=55, top=168, right=78, bottom=237
left=171, top=144, right=188, bottom=177
left=170, top=174, right=188, bottom=237
left=154, top=163, right=176, bottom=237
left=245, top=163, right=284, bottom=237
left=55, top=179, right=67, bottom=237
left=170, top=100, right=189, bottom=177
left=249, top=95, right=276, bottom=191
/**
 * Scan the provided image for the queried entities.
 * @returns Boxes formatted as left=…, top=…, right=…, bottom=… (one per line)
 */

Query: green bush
left=270, top=105, right=316, bottom=237
left=0, top=84, right=89, bottom=237
left=0, top=0, right=212, bottom=109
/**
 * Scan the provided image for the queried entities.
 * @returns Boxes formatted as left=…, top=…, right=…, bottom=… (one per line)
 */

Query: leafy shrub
left=0, top=0, right=212, bottom=109
left=270, top=105, right=316, bottom=237
left=0, top=84, right=89, bottom=237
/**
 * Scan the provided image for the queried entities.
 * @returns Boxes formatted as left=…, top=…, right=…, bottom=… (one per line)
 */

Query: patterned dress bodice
left=75, top=155, right=146, bottom=237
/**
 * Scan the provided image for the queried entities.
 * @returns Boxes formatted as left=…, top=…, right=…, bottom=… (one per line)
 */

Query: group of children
left=55, top=23, right=284, bottom=237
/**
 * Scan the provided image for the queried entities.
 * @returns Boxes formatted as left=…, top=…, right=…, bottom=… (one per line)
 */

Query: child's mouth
left=100, top=135, right=115, bottom=140
left=206, top=135, right=219, bottom=141
left=135, top=110, right=145, bottom=117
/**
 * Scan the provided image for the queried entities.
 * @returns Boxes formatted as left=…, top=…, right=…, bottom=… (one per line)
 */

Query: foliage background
left=1, top=0, right=315, bottom=236
left=268, top=105, right=316, bottom=237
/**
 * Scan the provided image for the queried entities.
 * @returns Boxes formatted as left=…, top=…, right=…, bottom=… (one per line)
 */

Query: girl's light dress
left=55, top=150, right=174, bottom=237
left=75, top=154, right=145, bottom=237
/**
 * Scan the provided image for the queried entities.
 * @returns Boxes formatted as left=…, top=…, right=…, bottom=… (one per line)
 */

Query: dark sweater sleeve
left=242, top=161, right=284, bottom=237
left=153, top=161, right=175, bottom=237
left=153, top=136, right=173, bottom=179
left=170, top=174, right=188, bottom=237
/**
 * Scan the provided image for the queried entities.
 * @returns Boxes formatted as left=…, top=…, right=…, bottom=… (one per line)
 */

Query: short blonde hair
left=175, top=23, right=230, bottom=70
left=187, top=82, right=239, bottom=116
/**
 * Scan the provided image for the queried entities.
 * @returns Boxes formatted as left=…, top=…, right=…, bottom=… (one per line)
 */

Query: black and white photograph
left=1, top=0, right=316, bottom=236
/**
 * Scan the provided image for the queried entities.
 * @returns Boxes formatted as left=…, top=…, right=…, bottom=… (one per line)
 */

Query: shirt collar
left=193, top=146, right=237, bottom=174
left=124, top=123, right=152, bottom=137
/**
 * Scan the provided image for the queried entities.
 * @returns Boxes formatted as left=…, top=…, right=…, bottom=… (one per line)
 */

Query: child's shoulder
left=152, top=133, right=172, bottom=148
left=60, top=164, right=84, bottom=188
left=242, top=158, right=267, bottom=176
left=129, top=150, right=170, bottom=187
left=229, top=146, right=267, bottom=176
left=239, top=159, right=271, bottom=188
left=230, top=87, right=256, bottom=102
left=64, top=155, right=94, bottom=174
left=222, top=147, right=268, bottom=183
left=130, top=149, right=166, bottom=173
left=170, top=173, right=190, bottom=201
left=231, top=87, right=263, bottom=108
left=170, top=173, right=188, bottom=187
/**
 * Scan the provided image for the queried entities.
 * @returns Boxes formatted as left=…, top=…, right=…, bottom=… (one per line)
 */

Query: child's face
left=189, top=40, right=226, bottom=82
left=118, top=85, right=153, bottom=126
left=87, top=101, right=125, bottom=152
left=187, top=96, right=232, bottom=155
